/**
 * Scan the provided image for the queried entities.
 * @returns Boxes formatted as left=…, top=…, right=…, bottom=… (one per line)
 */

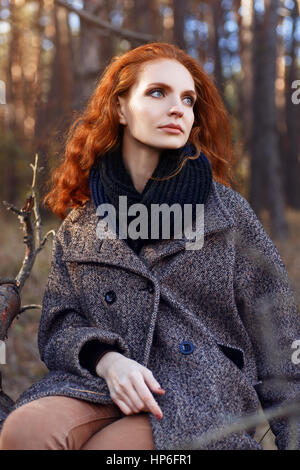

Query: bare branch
left=2, top=201, right=22, bottom=216
left=18, top=304, right=42, bottom=314
left=54, top=0, right=159, bottom=43
left=30, top=153, right=43, bottom=247
left=0, top=279, right=20, bottom=287
left=1, top=155, right=55, bottom=291
left=0, top=283, right=21, bottom=341
left=14, top=196, right=37, bottom=291
left=177, top=396, right=300, bottom=450
left=0, top=153, right=55, bottom=342
left=35, top=229, right=56, bottom=255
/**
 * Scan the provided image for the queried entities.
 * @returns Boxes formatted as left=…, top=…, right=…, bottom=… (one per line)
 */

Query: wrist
left=96, top=351, right=123, bottom=378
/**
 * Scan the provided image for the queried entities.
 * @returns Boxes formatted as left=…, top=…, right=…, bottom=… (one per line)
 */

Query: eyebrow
left=146, top=82, right=197, bottom=98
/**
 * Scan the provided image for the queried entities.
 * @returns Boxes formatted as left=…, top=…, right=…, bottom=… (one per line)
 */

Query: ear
left=116, top=96, right=127, bottom=125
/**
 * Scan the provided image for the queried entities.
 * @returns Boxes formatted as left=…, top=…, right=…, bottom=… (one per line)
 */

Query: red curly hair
left=43, top=42, right=236, bottom=220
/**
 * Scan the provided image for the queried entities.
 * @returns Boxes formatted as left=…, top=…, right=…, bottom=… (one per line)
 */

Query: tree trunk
left=46, top=3, right=74, bottom=129
left=72, top=0, right=114, bottom=112
left=250, top=0, right=288, bottom=240
left=237, top=0, right=254, bottom=165
left=4, top=0, right=21, bottom=204
left=210, top=0, right=225, bottom=99
left=282, top=1, right=300, bottom=208
left=173, top=0, right=186, bottom=50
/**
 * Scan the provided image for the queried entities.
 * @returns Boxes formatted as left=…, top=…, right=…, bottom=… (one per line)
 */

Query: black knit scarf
left=89, top=141, right=212, bottom=254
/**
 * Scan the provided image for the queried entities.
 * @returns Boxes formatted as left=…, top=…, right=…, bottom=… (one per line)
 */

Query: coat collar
left=62, top=179, right=235, bottom=278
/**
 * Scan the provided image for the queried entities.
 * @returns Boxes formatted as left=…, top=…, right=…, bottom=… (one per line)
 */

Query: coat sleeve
left=232, top=193, right=300, bottom=450
left=79, top=340, right=121, bottom=376
left=37, top=226, right=130, bottom=380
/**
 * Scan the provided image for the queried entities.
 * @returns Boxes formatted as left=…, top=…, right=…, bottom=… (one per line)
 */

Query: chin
left=160, top=138, right=186, bottom=148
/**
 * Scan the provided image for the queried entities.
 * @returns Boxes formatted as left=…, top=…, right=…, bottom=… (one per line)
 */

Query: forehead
left=133, top=59, right=195, bottom=91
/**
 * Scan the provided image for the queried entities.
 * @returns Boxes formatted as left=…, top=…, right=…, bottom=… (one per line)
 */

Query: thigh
left=81, top=412, right=155, bottom=450
left=0, top=395, right=123, bottom=450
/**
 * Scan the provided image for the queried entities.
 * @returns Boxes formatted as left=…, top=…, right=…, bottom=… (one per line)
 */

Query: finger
left=124, top=383, right=146, bottom=412
left=114, top=398, right=133, bottom=416
left=143, top=369, right=166, bottom=395
left=133, top=374, right=163, bottom=419
left=108, top=381, right=138, bottom=414
left=116, top=390, right=139, bottom=413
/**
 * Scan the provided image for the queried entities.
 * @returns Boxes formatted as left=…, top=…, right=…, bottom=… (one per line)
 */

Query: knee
left=0, top=401, right=57, bottom=450
left=0, top=405, right=35, bottom=449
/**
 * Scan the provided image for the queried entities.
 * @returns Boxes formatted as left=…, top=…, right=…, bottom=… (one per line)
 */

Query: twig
left=176, top=397, right=300, bottom=450
left=30, top=153, right=43, bottom=247
left=258, top=425, right=272, bottom=444
left=54, top=0, right=158, bottom=43
left=2, top=201, right=22, bottom=216
left=0, top=279, right=20, bottom=287
left=35, top=229, right=56, bottom=255
left=0, top=154, right=55, bottom=342
left=2, top=154, right=55, bottom=291
left=18, top=304, right=42, bottom=314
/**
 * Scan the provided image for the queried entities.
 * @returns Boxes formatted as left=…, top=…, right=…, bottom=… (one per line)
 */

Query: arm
left=37, top=225, right=130, bottom=380
left=232, top=194, right=300, bottom=449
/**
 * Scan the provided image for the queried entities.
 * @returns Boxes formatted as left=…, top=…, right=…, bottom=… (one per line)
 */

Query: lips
left=159, top=123, right=183, bottom=132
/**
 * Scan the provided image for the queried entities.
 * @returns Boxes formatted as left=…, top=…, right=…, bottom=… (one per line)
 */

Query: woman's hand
left=95, top=352, right=166, bottom=419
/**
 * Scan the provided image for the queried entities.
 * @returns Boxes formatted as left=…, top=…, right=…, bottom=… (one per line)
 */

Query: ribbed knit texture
left=89, top=142, right=212, bottom=253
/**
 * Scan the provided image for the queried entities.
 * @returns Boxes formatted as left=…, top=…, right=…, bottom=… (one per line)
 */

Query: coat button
left=147, top=281, right=154, bottom=294
left=104, top=290, right=116, bottom=304
left=179, top=341, right=194, bottom=355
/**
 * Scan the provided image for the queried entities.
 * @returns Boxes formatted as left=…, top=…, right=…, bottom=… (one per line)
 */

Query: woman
left=0, top=42, right=299, bottom=450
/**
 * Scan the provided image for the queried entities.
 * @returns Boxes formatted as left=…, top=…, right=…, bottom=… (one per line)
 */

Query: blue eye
left=148, top=88, right=195, bottom=106
left=184, top=96, right=195, bottom=106
left=150, top=89, right=163, bottom=98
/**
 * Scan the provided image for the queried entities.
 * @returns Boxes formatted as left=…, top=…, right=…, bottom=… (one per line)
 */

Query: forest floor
left=0, top=206, right=299, bottom=450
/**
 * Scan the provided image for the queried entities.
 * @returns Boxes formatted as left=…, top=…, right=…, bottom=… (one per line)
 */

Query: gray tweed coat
left=12, top=179, right=300, bottom=450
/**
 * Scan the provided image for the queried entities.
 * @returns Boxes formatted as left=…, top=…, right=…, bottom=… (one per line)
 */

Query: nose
left=168, top=104, right=184, bottom=117
left=167, top=94, right=184, bottom=116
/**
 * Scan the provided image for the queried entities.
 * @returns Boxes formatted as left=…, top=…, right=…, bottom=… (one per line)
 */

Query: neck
left=121, top=133, right=161, bottom=194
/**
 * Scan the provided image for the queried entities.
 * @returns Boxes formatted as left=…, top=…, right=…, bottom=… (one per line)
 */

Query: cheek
left=129, top=102, right=160, bottom=128
left=128, top=101, right=150, bottom=123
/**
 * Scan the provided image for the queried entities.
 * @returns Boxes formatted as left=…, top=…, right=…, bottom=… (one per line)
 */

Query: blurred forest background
left=0, top=0, right=299, bottom=449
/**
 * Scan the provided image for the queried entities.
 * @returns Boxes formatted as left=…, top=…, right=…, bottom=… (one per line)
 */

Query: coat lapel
left=63, top=179, right=235, bottom=276
left=138, top=179, right=235, bottom=267
left=63, top=199, right=153, bottom=280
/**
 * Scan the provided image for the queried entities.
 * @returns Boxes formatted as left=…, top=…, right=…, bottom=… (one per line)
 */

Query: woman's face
left=117, top=58, right=196, bottom=151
